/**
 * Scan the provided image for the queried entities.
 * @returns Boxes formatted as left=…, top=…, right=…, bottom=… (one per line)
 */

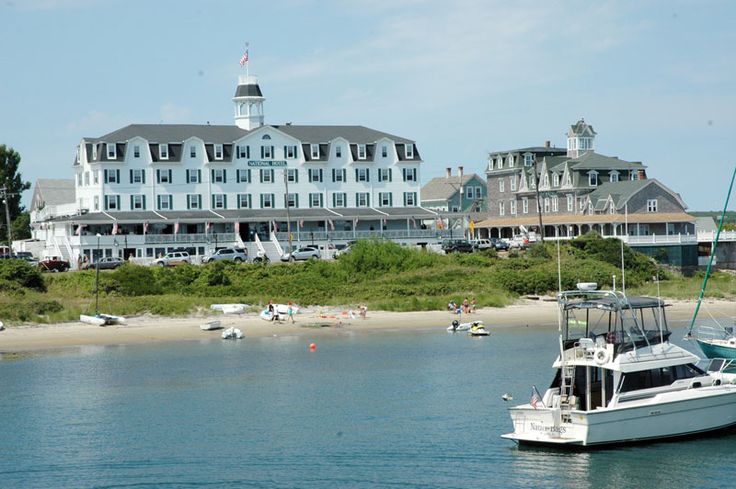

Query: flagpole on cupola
left=240, top=42, right=250, bottom=76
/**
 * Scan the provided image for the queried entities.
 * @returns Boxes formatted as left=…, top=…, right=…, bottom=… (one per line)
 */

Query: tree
left=12, top=211, right=31, bottom=240
left=0, top=145, right=31, bottom=244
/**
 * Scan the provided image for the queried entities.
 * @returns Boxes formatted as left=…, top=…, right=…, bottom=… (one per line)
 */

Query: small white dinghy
left=0, top=320, right=4, bottom=331
left=210, top=304, right=248, bottom=315
left=447, top=319, right=483, bottom=332
left=221, top=327, right=243, bottom=340
left=80, top=314, right=126, bottom=326
left=200, top=320, right=222, bottom=331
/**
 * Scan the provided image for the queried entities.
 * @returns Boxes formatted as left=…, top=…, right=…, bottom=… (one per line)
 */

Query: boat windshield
left=559, top=291, right=670, bottom=353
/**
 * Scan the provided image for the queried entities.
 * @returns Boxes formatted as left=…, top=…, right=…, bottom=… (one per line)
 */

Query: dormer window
left=133, top=145, right=141, bottom=158
left=75, top=146, right=81, bottom=164
left=382, top=145, right=388, bottom=158
left=92, top=145, right=98, bottom=160
left=335, top=145, right=342, bottom=158
left=552, top=173, right=560, bottom=187
left=647, top=199, right=658, bottom=212
left=509, top=155, right=515, bottom=168
left=358, top=144, right=366, bottom=160
left=610, top=171, right=619, bottom=182
left=311, top=144, right=320, bottom=159
left=159, top=144, right=169, bottom=160
left=497, top=157, right=503, bottom=170
left=588, top=171, right=598, bottom=187
left=190, top=145, right=197, bottom=158
left=524, top=153, right=533, bottom=166
left=214, top=144, right=223, bottom=160
left=405, top=144, right=414, bottom=159
left=262, top=134, right=271, bottom=140
left=106, top=143, right=116, bottom=159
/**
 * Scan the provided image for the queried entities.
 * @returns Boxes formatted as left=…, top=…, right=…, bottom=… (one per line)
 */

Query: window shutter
left=167, top=169, right=172, bottom=183
left=142, top=170, right=146, bottom=184
left=366, top=169, right=370, bottom=182
left=156, top=169, right=161, bottom=182
left=115, top=170, right=120, bottom=183
left=355, top=169, right=359, bottom=181
left=223, top=170, right=227, bottom=184
left=142, top=195, right=146, bottom=210
left=211, top=169, right=215, bottom=182
left=389, top=169, right=393, bottom=182
left=223, top=195, right=227, bottom=209
left=129, top=195, right=134, bottom=209
left=129, top=169, right=133, bottom=183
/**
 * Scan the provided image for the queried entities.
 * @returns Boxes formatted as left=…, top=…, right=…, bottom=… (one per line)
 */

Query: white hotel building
left=30, top=75, right=441, bottom=264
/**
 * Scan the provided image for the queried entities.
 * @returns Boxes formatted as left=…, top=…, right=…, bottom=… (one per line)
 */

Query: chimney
left=545, top=140, right=551, bottom=148
left=458, top=166, right=464, bottom=180
left=446, top=167, right=452, bottom=178
left=638, top=169, right=646, bottom=180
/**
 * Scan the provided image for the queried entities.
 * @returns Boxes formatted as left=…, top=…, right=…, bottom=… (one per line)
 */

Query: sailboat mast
left=687, top=165, right=736, bottom=336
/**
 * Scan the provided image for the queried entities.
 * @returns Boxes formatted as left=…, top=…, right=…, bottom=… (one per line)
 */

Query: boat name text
left=530, top=422, right=567, bottom=434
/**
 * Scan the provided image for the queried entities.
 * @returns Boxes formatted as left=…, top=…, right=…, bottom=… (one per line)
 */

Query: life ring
left=594, top=347, right=611, bottom=365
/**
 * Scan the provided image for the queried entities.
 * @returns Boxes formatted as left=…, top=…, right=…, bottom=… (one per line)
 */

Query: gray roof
left=31, top=179, right=75, bottom=210
left=489, top=146, right=566, bottom=157
left=272, top=125, right=415, bottom=144
left=568, top=119, right=597, bottom=136
left=587, top=179, right=686, bottom=210
left=234, top=84, right=263, bottom=98
left=91, top=124, right=248, bottom=144
left=421, top=174, right=484, bottom=201
left=567, top=151, right=644, bottom=171
left=695, top=216, right=717, bottom=233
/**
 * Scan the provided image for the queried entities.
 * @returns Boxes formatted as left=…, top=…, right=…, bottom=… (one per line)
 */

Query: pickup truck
left=39, top=257, right=71, bottom=272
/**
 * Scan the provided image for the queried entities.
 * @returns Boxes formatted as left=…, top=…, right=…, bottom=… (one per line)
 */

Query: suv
left=202, top=247, right=248, bottom=264
left=39, top=257, right=70, bottom=272
left=281, top=246, right=321, bottom=262
left=491, top=238, right=510, bottom=251
left=471, top=239, right=494, bottom=250
left=152, top=251, right=191, bottom=267
left=82, top=256, right=125, bottom=270
left=441, top=239, right=475, bottom=253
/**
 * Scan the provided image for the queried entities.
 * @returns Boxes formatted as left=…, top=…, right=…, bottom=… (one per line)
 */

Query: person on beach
left=471, top=297, right=477, bottom=313
left=448, top=300, right=457, bottom=312
left=462, top=297, right=469, bottom=314
left=359, top=305, right=367, bottom=319
left=287, top=301, right=296, bottom=323
left=268, top=300, right=275, bottom=321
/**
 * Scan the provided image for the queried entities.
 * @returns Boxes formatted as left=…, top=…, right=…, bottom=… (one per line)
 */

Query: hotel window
left=552, top=197, right=558, bottom=212
left=130, top=169, right=145, bottom=184
left=214, top=144, right=223, bottom=160
left=261, top=193, right=274, bottom=208
left=260, top=169, right=274, bottom=183
left=332, top=168, right=346, bottom=182
left=94, top=195, right=99, bottom=211
left=84, top=172, right=90, bottom=185
left=498, top=179, right=505, bottom=193
left=130, top=194, right=146, bottom=210
left=510, top=175, right=517, bottom=192
left=542, top=173, right=549, bottom=188
left=609, top=201, right=615, bottom=214
left=405, top=144, right=414, bottom=159
left=356, top=192, right=370, bottom=207
left=522, top=197, right=529, bottom=214
left=92, top=145, right=98, bottom=160
left=261, top=145, right=273, bottom=159
left=286, top=168, right=298, bottom=183
left=404, top=192, right=417, bottom=206
left=212, top=194, right=227, bottom=209
left=466, top=187, right=474, bottom=199
left=211, top=169, right=226, bottom=183
left=579, top=198, right=587, bottom=211
left=159, top=144, right=169, bottom=160
left=310, top=144, right=320, bottom=159
left=357, top=144, right=367, bottom=160
left=156, top=169, right=172, bottom=184
left=309, top=193, right=323, bottom=208
left=553, top=174, right=560, bottom=187
left=93, top=170, right=99, bottom=184
left=510, top=200, right=517, bottom=215
left=285, top=145, right=297, bottom=159
left=157, top=194, right=172, bottom=210
left=133, top=145, right=140, bottom=158
left=588, top=171, right=598, bottom=187
left=187, top=194, right=201, bottom=209
left=285, top=193, right=298, bottom=208
left=335, top=145, right=342, bottom=158
left=186, top=169, right=201, bottom=183
left=402, top=168, right=417, bottom=182
left=508, top=155, right=514, bottom=167
left=356, top=168, right=369, bottom=182
left=333, top=192, right=346, bottom=207
left=378, top=168, right=392, bottom=182
left=190, top=145, right=197, bottom=158
left=524, top=154, right=533, bottom=166
left=236, top=169, right=251, bottom=183
left=237, top=145, right=249, bottom=159
left=529, top=174, right=536, bottom=190
left=544, top=197, right=550, bottom=213
left=308, top=168, right=323, bottom=183
left=237, top=194, right=252, bottom=209
left=379, top=192, right=392, bottom=207
left=106, top=143, right=116, bottom=159
left=647, top=199, right=658, bottom=212
left=610, top=171, right=619, bottom=182
left=567, top=194, right=574, bottom=212
left=104, top=195, right=120, bottom=211
left=499, top=202, right=505, bottom=216
left=382, top=145, right=388, bottom=158
left=497, top=157, right=503, bottom=169
left=475, top=187, right=482, bottom=199
left=104, top=169, right=120, bottom=184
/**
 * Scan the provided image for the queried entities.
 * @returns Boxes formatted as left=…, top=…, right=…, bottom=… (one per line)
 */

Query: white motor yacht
left=502, top=287, right=736, bottom=447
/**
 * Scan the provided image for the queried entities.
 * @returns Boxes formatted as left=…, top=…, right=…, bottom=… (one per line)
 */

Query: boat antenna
left=686, top=165, right=736, bottom=338
left=656, top=271, right=664, bottom=344
left=556, top=239, right=562, bottom=294
left=620, top=238, right=626, bottom=297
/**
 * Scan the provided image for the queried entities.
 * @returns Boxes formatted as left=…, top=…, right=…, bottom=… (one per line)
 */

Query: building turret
left=566, top=118, right=596, bottom=158
left=233, top=75, right=265, bottom=130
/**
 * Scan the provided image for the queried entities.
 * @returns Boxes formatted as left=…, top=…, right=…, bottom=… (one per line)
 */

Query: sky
left=1, top=0, right=735, bottom=212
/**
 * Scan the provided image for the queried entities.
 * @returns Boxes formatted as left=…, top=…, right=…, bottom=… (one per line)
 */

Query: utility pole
left=1, top=185, right=13, bottom=246
left=284, top=169, right=292, bottom=254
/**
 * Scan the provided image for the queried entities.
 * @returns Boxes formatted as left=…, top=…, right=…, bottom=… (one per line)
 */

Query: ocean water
left=0, top=320, right=733, bottom=489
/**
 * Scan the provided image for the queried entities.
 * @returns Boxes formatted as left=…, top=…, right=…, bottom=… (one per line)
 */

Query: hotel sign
left=247, top=160, right=287, bottom=168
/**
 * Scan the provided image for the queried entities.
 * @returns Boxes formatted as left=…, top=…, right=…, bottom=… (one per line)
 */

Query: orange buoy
left=309, top=342, right=316, bottom=351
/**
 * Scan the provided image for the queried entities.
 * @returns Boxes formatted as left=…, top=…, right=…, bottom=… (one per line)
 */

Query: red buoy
left=309, top=342, right=316, bottom=351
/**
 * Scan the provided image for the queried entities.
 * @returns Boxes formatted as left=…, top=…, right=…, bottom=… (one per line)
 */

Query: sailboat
left=686, top=166, right=736, bottom=359
left=80, top=257, right=126, bottom=326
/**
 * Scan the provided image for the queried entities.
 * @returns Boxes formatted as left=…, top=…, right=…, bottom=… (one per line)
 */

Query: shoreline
left=0, top=299, right=733, bottom=354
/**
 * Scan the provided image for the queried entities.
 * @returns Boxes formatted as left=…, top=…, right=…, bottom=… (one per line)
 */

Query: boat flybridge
left=502, top=286, right=736, bottom=447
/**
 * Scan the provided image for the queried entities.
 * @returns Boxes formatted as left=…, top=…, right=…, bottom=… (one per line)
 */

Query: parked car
left=202, top=247, right=248, bottom=264
left=509, top=236, right=530, bottom=249
left=471, top=239, right=494, bottom=250
left=491, top=238, right=510, bottom=251
left=281, top=246, right=321, bottom=262
left=14, top=251, right=38, bottom=265
left=152, top=251, right=191, bottom=267
left=441, top=239, right=475, bottom=253
left=333, top=244, right=352, bottom=258
left=83, top=256, right=125, bottom=270
left=39, top=257, right=70, bottom=272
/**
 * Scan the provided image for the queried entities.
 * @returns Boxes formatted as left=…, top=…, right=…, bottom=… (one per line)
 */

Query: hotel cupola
left=233, top=75, right=265, bottom=130
left=566, top=118, right=597, bottom=158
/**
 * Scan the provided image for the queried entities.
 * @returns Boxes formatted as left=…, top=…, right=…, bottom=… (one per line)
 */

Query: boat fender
left=594, top=347, right=610, bottom=365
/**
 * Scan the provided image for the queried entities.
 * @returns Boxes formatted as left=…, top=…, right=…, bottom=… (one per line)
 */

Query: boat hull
left=697, top=339, right=736, bottom=360
left=503, top=386, right=736, bottom=447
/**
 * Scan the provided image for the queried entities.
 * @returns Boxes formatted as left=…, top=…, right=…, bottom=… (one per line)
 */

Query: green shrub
left=0, top=260, right=45, bottom=292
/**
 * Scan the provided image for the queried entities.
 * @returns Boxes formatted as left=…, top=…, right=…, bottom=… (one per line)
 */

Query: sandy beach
left=1, top=298, right=733, bottom=354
